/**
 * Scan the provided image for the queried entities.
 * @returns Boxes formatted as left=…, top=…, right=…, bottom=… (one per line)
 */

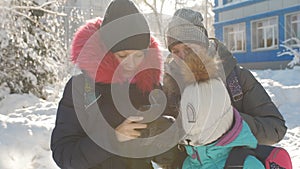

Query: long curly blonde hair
left=163, top=47, right=220, bottom=111
left=179, top=48, right=220, bottom=85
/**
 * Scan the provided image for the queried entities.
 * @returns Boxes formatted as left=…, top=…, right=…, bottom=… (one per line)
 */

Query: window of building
left=227, top=0, right=236, bottom=3
left=224, top=23, right=246, bottom=52
left=286, top=12, right=300, bottom=44
left=224, top=0, right=243, bottom=5
left=252, top=17, right=278, bottom=50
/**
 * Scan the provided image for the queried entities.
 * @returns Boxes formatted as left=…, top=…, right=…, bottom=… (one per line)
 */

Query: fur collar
left=163, top=49, right=220, bottom=98
left=71, top=18, right=163, bottom=93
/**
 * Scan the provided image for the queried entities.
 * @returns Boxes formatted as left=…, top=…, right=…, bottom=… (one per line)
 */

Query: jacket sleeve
left=50, top=76, right=113, bottom=169
left=237, top=67, right=287, bottom=145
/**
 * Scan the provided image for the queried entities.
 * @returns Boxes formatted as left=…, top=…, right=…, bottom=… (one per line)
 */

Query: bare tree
left=133, top=0, right=215, bottom=46
left=190, top=0, right=215, bottom=37
left=134, top=0, right=165, bottom=36
left=174, top=0, right=190, bottom=9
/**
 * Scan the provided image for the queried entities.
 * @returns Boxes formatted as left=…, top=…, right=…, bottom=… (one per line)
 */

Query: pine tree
left=0, top=0, right=68, bottom=99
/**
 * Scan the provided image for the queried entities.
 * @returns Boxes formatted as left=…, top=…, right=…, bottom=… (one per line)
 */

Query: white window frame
left=225, top=0, right=244, bottom=5
left=285, top=12, right=300, bottom=42
left=223, top=23, right=246, bottom=53
left=251, top=16, right=278, bottom=51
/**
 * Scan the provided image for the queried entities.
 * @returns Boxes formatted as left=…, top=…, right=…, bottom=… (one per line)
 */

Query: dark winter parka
left=164, top=40, right=287, bottom=145
left=50, top=18, right=163, bottom=169
left=216, top=40, right=287, bottom=145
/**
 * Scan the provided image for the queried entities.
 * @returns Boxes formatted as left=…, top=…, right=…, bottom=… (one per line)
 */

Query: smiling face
left=114, top=50, right=145, bottom=79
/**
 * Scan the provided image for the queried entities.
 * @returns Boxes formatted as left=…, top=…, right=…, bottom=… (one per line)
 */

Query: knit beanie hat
left=179, top=78, right=233, bottom=146
left=100, top=0, right=150, bottom=53
left=166, top=8, right=209, bottom=51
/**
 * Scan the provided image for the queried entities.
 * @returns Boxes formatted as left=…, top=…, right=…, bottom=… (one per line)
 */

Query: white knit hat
left=179, top=78, right=233, bottom=146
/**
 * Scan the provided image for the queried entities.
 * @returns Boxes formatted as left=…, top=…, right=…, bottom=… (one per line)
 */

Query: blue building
left=213, top=0, right=300, bottom=69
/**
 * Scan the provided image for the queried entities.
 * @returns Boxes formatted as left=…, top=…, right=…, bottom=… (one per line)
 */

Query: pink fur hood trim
left=71, top=18, right=163, bottom=92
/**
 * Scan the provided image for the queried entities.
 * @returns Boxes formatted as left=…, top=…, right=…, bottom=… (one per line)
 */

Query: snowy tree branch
left=160, top=0, right=166, bottom=14
left=143, top=0, right=157, bottom=13
left=142, top=0, right=163, bottom=35
left=40, top=1, right=57, bottom=8
left=10, top=6, right=66, bottom=16
left=0, top=1, right=66, bottom=16
left=279, top=44, right=299, bottom=56
left=2, top=7, right=52, bottom=32
left=282, top=37, right=300, bottom=45
left=277, top=51, right=294, bottom=57
left=278, top=38, right=300, bottom=68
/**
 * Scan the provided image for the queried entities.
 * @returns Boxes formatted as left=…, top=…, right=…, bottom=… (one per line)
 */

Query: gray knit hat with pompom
left=166, top=8, right=209, bottom=51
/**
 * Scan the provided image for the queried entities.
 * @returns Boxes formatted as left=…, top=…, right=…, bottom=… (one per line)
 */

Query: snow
left=0, top=67, right=300, bottom=169
left=0, top=94, right=58, bottom=169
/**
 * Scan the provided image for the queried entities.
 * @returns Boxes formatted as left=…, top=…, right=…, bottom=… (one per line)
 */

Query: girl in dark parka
left=163, top=8, right=287, bottom=168
left=165, top=8, right=287, bottom=146
left=51, top=1, right=166, bottom=168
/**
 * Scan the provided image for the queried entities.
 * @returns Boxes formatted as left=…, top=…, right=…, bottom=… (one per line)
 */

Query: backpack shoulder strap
left=253, top=145, right=275, bottom=161
left=226, top=66, right=243, bottom=102
left=83, top=73, right=102, bottom=109
left=224, top=147, right=256, bottom=169
left=208, top=38, right=243, bottom=103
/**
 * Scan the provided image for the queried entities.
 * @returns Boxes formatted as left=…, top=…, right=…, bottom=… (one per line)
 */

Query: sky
left=0, top=66, right=299, bottom=169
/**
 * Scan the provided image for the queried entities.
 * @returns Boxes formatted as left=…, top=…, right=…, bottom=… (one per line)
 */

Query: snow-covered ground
left=0, top=67, right=299, bottom=169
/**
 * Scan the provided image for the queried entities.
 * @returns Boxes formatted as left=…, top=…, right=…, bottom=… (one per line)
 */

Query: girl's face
left=170, top=43, right=207, bottom=60
left=114, top=50, right=145, bottom=79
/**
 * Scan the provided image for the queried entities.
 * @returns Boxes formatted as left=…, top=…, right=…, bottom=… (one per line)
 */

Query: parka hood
left=71, top=18, right=163, bottom=92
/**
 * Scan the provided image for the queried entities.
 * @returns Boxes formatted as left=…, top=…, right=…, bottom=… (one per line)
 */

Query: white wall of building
left=219, top=0, right=300, bottom=22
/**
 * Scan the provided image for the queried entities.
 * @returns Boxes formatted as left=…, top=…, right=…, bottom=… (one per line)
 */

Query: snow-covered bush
left=0, top=0, right=68, bottom=99
left=278, top=38, right=300, bottom=68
